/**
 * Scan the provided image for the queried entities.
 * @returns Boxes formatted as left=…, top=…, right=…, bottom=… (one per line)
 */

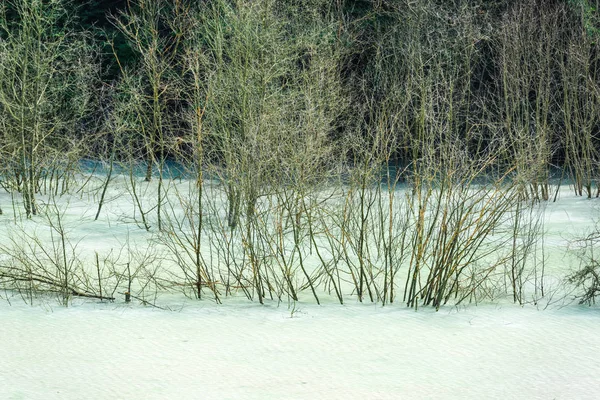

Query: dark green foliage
left=568, top=0, right=600, bottom=38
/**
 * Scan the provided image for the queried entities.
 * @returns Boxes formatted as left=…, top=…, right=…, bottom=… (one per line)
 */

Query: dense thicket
left=2, top=0, right=600, bottom=307
left=1, top=0, right=598, bottom=189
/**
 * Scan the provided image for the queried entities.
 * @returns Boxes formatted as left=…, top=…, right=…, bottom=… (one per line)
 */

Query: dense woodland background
left=2, top=0, right=600, bottom=307
left=1, top=0, right=600, bottom=192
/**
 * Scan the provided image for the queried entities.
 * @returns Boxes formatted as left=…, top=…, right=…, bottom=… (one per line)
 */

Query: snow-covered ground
left=2, top=300, right=599, bottom=399
left=1, top=178, right=599, bottom=399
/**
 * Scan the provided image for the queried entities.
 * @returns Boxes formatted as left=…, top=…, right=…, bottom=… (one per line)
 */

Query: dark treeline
left=1, top=0, right=600, bottom=205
